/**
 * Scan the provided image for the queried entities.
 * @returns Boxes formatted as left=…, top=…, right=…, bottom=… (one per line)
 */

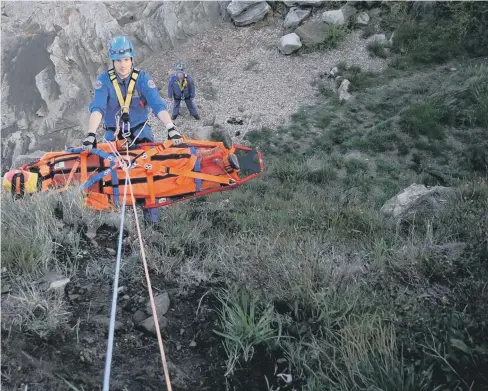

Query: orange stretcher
left=2, top=136, right=264, bottom=210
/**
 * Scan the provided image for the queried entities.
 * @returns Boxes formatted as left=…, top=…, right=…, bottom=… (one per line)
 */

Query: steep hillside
left=1, top=2, right=488, bottom=391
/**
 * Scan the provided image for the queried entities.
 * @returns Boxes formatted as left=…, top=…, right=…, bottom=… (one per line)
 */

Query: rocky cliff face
left=1, top=1, right=230, bottom=169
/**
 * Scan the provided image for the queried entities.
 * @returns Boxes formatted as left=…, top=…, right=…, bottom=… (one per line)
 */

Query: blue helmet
left=175, top=63, right=185, bottom=73
left=108, top=35, right=134, bottom=61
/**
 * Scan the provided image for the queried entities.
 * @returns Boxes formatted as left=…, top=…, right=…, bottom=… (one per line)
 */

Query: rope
left=127, top=173, right=173, bottom=391
left=100, top=138, right=173, bottom=391
left=102, top=161, right=130, bottom=391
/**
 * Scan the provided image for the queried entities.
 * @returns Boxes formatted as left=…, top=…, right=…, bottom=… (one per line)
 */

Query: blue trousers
left=172, top=98, right=198, bottom=118
left=104, top=126, right=159, bottom=224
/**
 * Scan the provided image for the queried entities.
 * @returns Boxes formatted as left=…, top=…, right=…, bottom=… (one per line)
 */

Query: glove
left=82, top=132, right=96, bottom=152
left=167, top=123, right=183, bottom=145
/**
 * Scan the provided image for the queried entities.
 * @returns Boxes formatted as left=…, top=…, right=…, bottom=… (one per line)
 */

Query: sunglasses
left=109, top=48, right=133, bottom=55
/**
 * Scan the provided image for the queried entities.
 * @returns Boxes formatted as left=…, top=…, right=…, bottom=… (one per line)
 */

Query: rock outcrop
left=380, top=183, right=454, bottom=219
left=1, top=1, right=229, bottom=170
left=226, top=1, right=271, bottom=26
left=283, top=7, right=311, bottom=31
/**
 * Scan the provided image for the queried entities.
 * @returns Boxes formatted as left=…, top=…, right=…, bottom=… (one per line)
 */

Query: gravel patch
left=139, top=22, right=388, bottom=143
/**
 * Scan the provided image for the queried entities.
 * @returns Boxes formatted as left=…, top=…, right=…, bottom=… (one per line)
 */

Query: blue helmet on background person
left=108, top=35, right=134, bottom=60
left=175, top=62, right=185, bottom=73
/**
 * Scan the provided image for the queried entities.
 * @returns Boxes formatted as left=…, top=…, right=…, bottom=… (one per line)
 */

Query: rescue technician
left=167, top=63, right=200, bottom=120
left=82, top=35, right=180, bottom=224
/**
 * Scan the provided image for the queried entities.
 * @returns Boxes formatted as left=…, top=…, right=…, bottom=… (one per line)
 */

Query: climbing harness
left=175, top=75, right=188, bottom=92
left=107, top=67, right=140, bottom=124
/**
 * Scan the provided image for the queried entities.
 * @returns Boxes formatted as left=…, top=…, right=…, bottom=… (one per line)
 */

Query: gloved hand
left=82, top=132, right=96, bottom=152
left=167, top=124, right=183, bottom=145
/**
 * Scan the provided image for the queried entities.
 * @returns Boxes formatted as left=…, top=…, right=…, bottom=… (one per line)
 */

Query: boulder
left=380, top=183, right=454, bottom=219
left=284, top=1, right=325, bottom=6
left=12, top=150, right=46, bottom=168
left=322, top=5, right=356, bottom=25
left=196, top=126, right=215, bottom=140
left=140, top=314, right=169, bottom=334
left=338, top=79, right=352, bottom=101
left=36, top=272, right=70, bottom=292
left=283, top=7, right=311, bottom=30
left=133, top=310, right=147, bottom=325
left=295, top=21, right=330, bottom=46
left=230, top=1, right=271, bottom=26
left=367, top=33, right=388, bottom=45
left=145, top=291, right=170, bottom=316
left=322, top=9, right=346, bottom=25
left=279, top=33, right=303, bottom=54
left=226, top=1, right=257, bottom=17
left=356, top=11, right=370, bottom=26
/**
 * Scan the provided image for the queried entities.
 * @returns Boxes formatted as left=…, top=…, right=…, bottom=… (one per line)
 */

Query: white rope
left=102, top=149, right=130, bottom=391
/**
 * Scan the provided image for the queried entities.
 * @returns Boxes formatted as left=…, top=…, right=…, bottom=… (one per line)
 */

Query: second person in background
left=167, top=63, right=200, bottom=121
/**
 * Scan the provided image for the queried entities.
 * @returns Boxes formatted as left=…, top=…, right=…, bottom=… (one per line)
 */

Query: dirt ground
left=1, top=224, right=294, bottom=391
left=138, top=16, right=386, bottom=144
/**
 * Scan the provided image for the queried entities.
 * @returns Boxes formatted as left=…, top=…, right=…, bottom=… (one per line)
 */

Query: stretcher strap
left=80, top=153, right=88, bottom=184
left=164, top=167, right=234, bottom=185
left=111, top=164, right=120, bottom=207
left=54, top=159, right=80, bottom=193
left=190, top=147, right=202, bottom=192
left=145, top=154, right=156, bottom=205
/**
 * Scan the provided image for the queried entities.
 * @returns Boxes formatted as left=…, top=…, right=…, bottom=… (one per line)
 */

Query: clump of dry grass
left=2, top=284, right=71, bottom=339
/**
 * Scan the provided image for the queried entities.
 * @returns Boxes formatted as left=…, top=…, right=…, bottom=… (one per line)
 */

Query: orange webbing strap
left=164, top=167, right=235, bottom=185
left=55, top=159, right=80, bottom=193
left=80, top=152, right=88, bottom=183
left=145, top=157, right=156, bottom=205
left=146, top=173, right=155, bottom=205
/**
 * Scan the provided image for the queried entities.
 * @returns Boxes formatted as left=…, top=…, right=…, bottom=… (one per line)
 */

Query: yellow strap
left=176, top=77, right=188, bottom=92
left=107, top=68, right=140, bottom=115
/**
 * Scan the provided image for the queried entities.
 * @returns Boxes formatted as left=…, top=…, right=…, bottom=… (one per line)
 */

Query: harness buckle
left=121, top=112, right=130, bottom=124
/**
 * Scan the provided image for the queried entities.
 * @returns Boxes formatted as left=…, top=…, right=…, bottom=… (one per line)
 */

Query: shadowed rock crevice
left=3, top=32, right=57, bottom=114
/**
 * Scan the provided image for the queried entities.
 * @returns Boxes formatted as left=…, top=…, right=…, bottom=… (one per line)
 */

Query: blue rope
left=102, top=163, right=129, bottom=391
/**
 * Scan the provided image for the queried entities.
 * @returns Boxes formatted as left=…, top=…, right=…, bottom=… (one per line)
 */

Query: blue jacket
left=167, top=73, right=196, bottom=100
left=88, top=69, right=167, bottom=128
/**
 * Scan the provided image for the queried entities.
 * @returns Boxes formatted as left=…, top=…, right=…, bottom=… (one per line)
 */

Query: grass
left=213, top=287, right=281, bottom=376
left=205, top=4, right=488, bottom=386
left=0, top=188, right=120, bottom=339
left=367, top=40, right=389, bottom=59
left=301, top=24, right=350, bottom=53
left=2, top=284, right=72, bottom=339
